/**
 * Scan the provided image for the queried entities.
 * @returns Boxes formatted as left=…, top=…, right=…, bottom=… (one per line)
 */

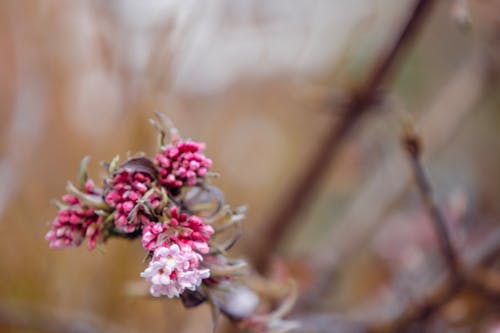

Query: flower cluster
left=139, top=205, right=214, bottom=297
left=141, top=206, right=214, bottom=253
left=140, top=244, right=210, bottom=298
left=45, top=181, right=103, bottom=250
left=46, top=136, right=214, bottom=298
left=105, top=169, right=160, bottom=233
left=155, top=140, right=212, bottom=189
left=45, top=115, right=296, bottom=332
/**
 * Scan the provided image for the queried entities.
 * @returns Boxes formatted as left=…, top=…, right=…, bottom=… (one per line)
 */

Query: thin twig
left=297, top=53, right=489, bottom=312
left=369, top=125, right=500, bottom=333
left=467, top=268, right=500, bottom=302
left=291, top=226, right=500, bottom=333
left=402, top=127, right=460, bottom=275
left=253, top=0, right=437, bottom=271
left=367, top=235, right=500, bottom=333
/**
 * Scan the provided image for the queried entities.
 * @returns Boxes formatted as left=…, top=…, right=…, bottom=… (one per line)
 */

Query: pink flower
left=45, top=218, right=85, bottom=249
left=155, top=140, right=212, bottom=189
left=142, top=222, right=171, bottom=251
left=140, top=244, right=210, bottom=298
left=170, top=206, right=214, bottom=254
left=46, top=191, right=103, bottom=250
left=141, top=206, right=214, bottom=254
left=105, top=170, right=160, bottom=233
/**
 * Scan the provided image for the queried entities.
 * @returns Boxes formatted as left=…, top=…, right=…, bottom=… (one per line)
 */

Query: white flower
left=140, top=243, right=210, bottom=298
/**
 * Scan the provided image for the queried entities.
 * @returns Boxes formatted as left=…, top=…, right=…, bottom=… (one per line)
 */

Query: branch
left=291, top=226, right=500, bottom=333
left=297, top=53, right=489, bottom=313
left=402, top=126, right=460, bottom=275
left=252, top=0, right=437, bottom=271
left=367, top=123, right=500, bottom=333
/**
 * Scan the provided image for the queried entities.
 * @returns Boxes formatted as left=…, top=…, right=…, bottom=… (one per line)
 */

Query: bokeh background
left=0, top=1, right=499, bottom=332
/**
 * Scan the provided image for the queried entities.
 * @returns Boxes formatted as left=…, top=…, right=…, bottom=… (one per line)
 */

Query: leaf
left=180, top=289, right=207, bottom=308
left=209, top=260, right=248, bottom=277
left=251, top=280, right=298, bottom=322
left=108, top=155, right=120, bottom=174
left=149, top=118, right=166, bottom=149
left=79, top=156, right=90, bottom=189
left=66, top=182, right=109, bottom=210
left=119, top=156, right=158, bottom=179
left=209, top=227, right=242, bottom=255
left=155, top=112, right=180, bottom=144
left=181, top=185, right=224, bottom=218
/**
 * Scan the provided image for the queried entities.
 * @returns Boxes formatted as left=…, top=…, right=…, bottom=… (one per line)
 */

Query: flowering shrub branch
left=45, top=113, right=296, bottom=332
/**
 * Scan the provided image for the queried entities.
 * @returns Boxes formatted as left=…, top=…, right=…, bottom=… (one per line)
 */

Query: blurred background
left=0, top=1, right=499, bottom=332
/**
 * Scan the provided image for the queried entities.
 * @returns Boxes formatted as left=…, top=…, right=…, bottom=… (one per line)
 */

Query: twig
left=299, top=53, right=489, bottom=311
left=370, top=281, right=462, bottom=333
left=368, top=237, right=500, bottom=333
left=366, top=126, right=466, bottom=333
left=252, top=0, right=437, bottom=272
left=292, top=226, right=500, bottom=333
left=467, top=267, right=500, bottom=302
left=402, top=127, right=460, bottom=275
left=368, top=124, right=500, bottom=333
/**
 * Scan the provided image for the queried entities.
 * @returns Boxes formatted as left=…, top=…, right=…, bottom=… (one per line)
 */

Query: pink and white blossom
left=140, top=244, right=210, bottom=298
left=141, top=222, right=170, bottom=251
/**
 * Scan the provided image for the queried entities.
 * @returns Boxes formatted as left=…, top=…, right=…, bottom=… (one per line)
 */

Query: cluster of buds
left=45, top=114, right=296, bottom=332
left=46, top=179, right=104, bottom=250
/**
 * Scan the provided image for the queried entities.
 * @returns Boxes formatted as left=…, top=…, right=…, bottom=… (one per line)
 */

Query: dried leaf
left=66, top=182, right=108, bottom=210
left=155, top=112, right=180, bottom=144
left=119, top=157, right=158, bottom=179
left=79, top=156, right=90, bottom=189
left=108, top=155, right=120, bottom=174
left=182, top=185, right=224, bottom=218
left=209, top=260, right=248, bottom=277
left=180, top=289, right=207, bottom=308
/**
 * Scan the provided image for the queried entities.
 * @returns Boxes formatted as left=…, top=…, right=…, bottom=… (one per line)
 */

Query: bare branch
left=402, top=126, right=460, bottom=275
left=253, top=0, right=437, bottom=272
left=299, top=52, right=488, bottom=311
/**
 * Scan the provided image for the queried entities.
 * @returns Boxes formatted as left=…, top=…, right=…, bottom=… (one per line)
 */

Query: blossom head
left=105, top=170, right=159, bottom=233
left=169, top=206, right=214, bottom=254
left=141, top=206, right=214, bottom=254
left=45, top=194, right=103, bottom=250
left=155, top=140, right=212, bottom=189
left=141, top=222, right=171, bottom=251
left=140, top=244, right=210, bottom=298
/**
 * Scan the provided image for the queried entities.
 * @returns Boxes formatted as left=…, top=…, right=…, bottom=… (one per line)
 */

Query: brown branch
left=366, top=238, right=500, bottom=333
left=368, top=125, right=500, bottom=333
left=295, top=29, right=499, bottom=332
left=306, top=147, right=500, bottom=333
left=402, top=127, right=460, bottom=275
left=298, top=53, right=489, bottom=311
left=292, top=226, right=500, bottom=333
left=467, top=267, right=500, bottom=302
left=253, top=0, right=437, bottom=272
left=365, top=126, right=467, bottom=333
